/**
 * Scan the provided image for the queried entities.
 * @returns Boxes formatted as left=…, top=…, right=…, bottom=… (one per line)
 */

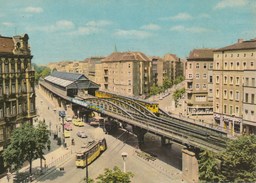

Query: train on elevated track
left=95, top=90, right=159, bottom=115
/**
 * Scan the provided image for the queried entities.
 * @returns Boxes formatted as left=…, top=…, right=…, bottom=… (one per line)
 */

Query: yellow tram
left=95, top=90, right=159, bottom=114
left=76, top=139, right=107, bottom=168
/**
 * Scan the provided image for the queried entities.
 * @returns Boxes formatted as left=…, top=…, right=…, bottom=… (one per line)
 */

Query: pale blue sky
left=0, top=0, right=255, bottom=64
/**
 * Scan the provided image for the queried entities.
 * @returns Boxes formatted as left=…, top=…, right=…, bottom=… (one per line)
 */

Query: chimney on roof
left=237, top=39, right=244, bottom=43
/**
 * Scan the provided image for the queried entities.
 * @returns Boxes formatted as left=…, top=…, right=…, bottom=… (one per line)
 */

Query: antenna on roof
left=114, top=44, right=117, bottom=52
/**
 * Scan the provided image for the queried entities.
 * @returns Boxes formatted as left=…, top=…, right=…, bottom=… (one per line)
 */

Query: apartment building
left=213, top=38, right=256, bottom=135
left=163, top=53, right=184, bottom=81
left=152, top=54, right=184, bottom=86
left=0, top=34, right=36, bottom=174
left=185, top=49, right=214, bottom=117
left=101, top=52, right=152, bottom=97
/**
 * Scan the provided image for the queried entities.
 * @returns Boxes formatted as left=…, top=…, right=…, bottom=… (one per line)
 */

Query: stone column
left=182, top=148, right=199, bottom=183
left=132, top=126, right=147, bottom=147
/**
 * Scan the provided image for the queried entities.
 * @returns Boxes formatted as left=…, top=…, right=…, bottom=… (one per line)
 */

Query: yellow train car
left=76, top=139, right=107, bottom=168
left=95, top=90, right=159, bottom=114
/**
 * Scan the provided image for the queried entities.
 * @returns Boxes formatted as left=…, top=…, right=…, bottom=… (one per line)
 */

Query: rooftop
left=187, top=49, right=214, bottom=60
left=102, top=51, right=150, bottom=62
left=215, top=38, right=256, bottom=51
left=0, top=36, right=14, bottom=54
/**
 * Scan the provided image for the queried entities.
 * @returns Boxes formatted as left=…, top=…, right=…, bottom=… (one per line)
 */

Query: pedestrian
left=6, top=172, right=11, bottom=182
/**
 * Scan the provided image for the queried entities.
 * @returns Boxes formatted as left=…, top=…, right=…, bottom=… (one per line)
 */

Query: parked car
left=66, top=116, right=72, bottom=123
left=64, top=123, right=72, bottom=131
left=77, top=131, right=87, bottom=138
left=73, top=119, right=85, bottom=127
left=64, top=130, right=71, bottom=138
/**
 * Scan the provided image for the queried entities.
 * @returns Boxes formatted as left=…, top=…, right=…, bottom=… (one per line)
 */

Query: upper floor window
left=224, top=76, right=228, bottom=84
left=243, top=62, right=246, bottom=69
left=224, top=90, right=227, bottom=99
left=224, top=62, right=227, bottom=69
left=216, top=89, right=219, bottom=98
left=229, top=90, right=233, bottom=100
left=209, top=63, right=213, bottom=69
left=216, top=63, right=219, bottom=69
left=252, top=78, right=255, bottom=87
left=196, top=63, right=200, bottom=69
left=216, top=76, right=219, bottom=83
left=203, top=63, right=207, bottom=69
left=196, top=74, right=200, bottom=79
left=195, top=84, right=200, bottom=89
left=188, top=74, right=193, bottom=79
left=209, top=76, right=213, bottom=83
left=230, top=62, right=234, bottom=69
left=236, top=77, right=240, bottom=85
left=235, top=91, right=240, bottom=101
left=230, top=76, right=233, bottom=84
left=203, top=74, right=207, bottom=79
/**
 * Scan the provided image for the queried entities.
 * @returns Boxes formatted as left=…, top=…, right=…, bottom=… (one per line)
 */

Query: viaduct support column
left=132, top=126, right=147, bottom=147
left=182, top=148, right=199, bottom=183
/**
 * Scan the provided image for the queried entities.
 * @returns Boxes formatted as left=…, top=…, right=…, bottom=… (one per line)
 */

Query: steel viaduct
left=39, top=79, right=228, bottom=183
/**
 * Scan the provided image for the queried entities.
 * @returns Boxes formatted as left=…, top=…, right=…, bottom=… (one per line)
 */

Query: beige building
left=185, top=49, right=214, bottom=117
left=152, top=54, right=184, bottom=86
left=0, top=34, right=36, bottom=174
left=101, top=52, right=152, bottom=97
left=163, top=53, right=184, bottom=81
left=213, top=38, right=256, bottom=135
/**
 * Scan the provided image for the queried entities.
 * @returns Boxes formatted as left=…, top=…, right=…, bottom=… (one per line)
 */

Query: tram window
left=153, top=105, right=155, bottom=109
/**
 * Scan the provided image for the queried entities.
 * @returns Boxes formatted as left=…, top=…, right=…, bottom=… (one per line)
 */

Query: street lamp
left=121, top=152, right=128, bottom=172
left=59, top=111, right=66, bottom=147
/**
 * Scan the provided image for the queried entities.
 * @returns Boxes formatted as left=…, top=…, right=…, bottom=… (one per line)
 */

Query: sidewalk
left=0, top=147, right=73, bottom=183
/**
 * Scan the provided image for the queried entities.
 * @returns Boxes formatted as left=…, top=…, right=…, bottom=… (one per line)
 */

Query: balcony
left=5, top=113, right=17, bottom=122
left=4, top=93, right=16, bottom=100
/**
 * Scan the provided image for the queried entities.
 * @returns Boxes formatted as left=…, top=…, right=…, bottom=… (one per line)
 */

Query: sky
left=0, top=0, right=255, bottom=64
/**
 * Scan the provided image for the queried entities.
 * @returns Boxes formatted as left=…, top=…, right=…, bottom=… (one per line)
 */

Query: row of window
left=216, top=75, right=240, bottom=85
left=216, top=52, right=254, bottom=58
left=0, top=102, right=34, bottom=118
left=0, top=85, right=33, bottom=95
left=244, top=93, right=255, bottom=104
left=244, top=77, right=256, bottom=87
left=215, top=61, right=255, bottom=70
left=188, top=63, right=213, bottom=70
left=215, top=104, right=240, bottom=115
left=195, top=83, right=207, bottom=89
left=216, top=89, right=240, bottom=101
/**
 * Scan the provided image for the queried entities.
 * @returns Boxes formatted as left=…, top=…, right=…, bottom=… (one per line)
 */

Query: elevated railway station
left=39, top=71, right=229, bottom=182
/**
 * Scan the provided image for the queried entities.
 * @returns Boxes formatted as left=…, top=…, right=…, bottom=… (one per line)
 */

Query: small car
left=66, top=116, right=72, bottom=123
left=64, top=130, right=71, bottom=138
left=64, top=123, right=72, bottom=131
left=77, top=131, right=87, bottom=138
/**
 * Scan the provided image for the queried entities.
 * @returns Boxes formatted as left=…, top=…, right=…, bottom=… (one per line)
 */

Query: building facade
left=185, top=49, right=214, bottom=117
left=0, top=34, right=36, bottom=174
left=213, top=39, right=256, bottom=135
left=151, top=54, right=184, bottom=87
left=101, top=52, right=152, bottom=97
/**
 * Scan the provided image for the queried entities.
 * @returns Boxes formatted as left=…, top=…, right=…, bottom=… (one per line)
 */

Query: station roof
left=44, top=71, right=99, bottom=89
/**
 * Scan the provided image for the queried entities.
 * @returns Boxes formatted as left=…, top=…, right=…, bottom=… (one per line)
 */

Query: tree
left=163, top=77, right=172, bottom=90
left=199, top=150, right=223, bottom=182
left=220, top=135, right=256, bottom=182
left=96, top=166, right=134, bottom=183
left=3, top=122, right=50, bottom=175
left=149, top=84, right=160, bottom=96
left=172, top=87, right=185, bottom=105
left=35, top=121, right=51, bottom=171
left=199, top=135, right=256, bottom=182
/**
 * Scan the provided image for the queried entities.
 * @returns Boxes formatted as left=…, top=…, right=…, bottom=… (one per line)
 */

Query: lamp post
left=59, top=111, right=66, bottom=147
left=121, top=152, right=128, bottom=172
